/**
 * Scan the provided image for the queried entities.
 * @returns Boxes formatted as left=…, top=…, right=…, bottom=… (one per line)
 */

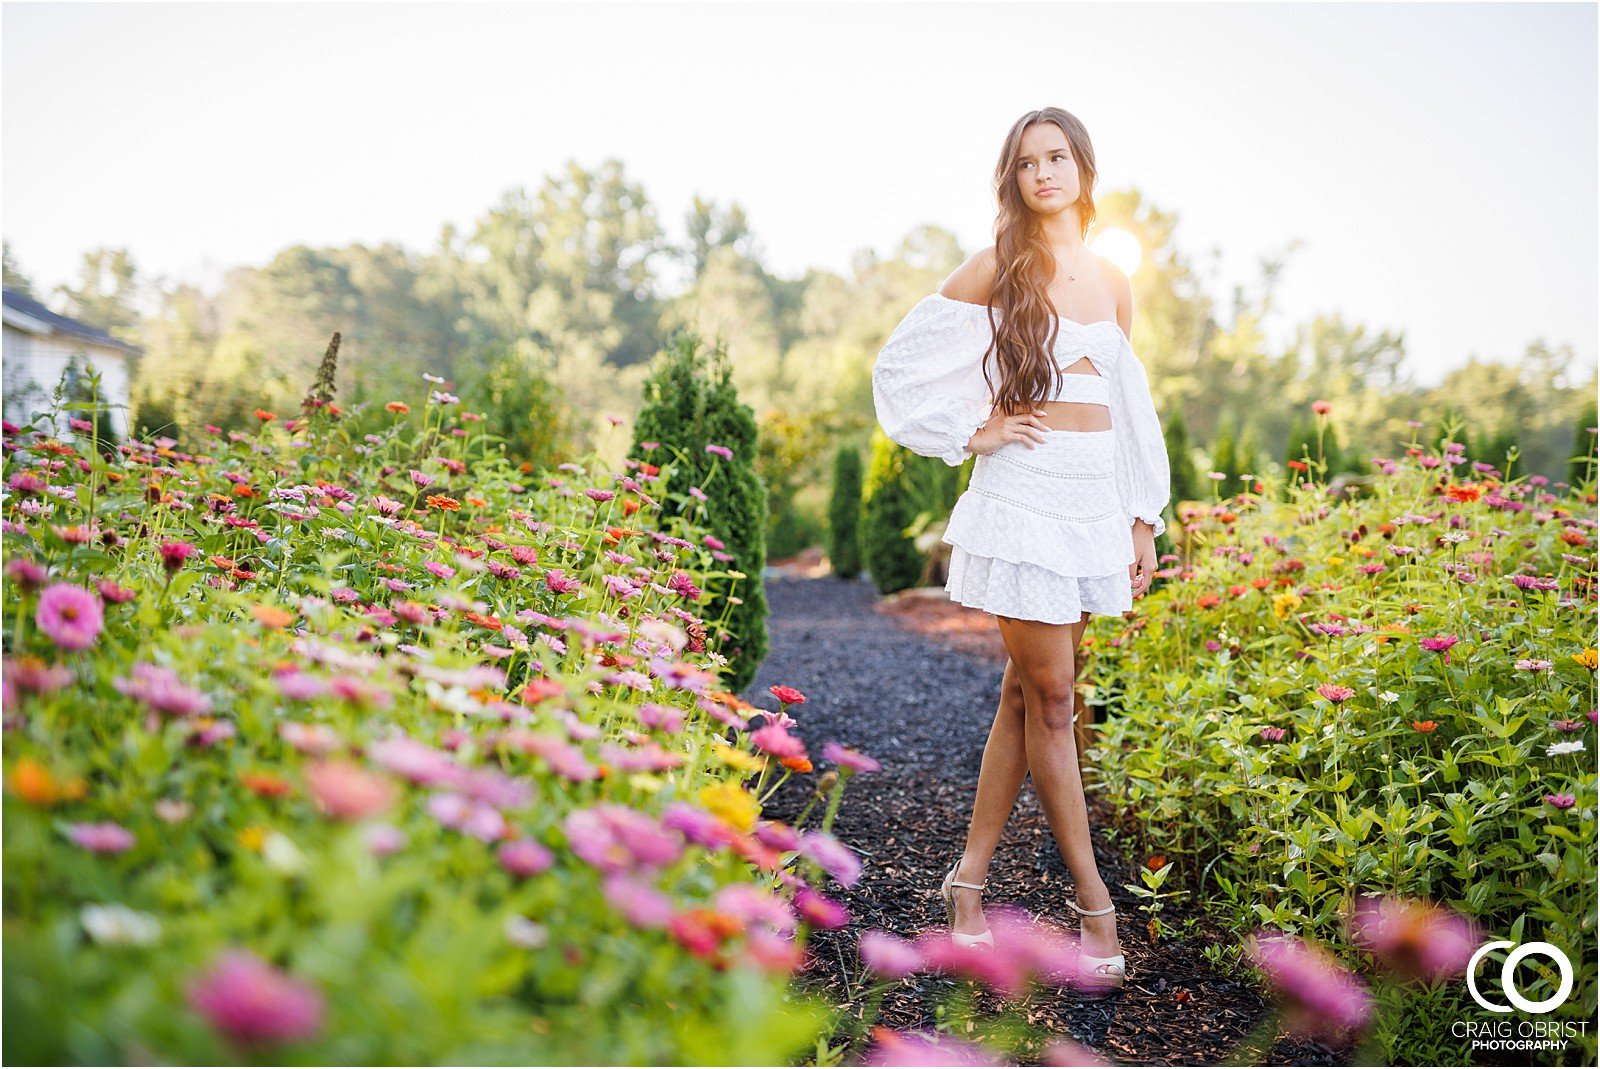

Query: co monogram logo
left=1467, top=941, right=1574, bottom=1014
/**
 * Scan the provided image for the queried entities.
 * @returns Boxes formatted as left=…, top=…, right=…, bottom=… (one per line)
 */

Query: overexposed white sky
left=4, top=1, right=1596, bottom=388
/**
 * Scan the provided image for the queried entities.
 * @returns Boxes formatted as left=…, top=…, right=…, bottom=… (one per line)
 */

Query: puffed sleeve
left=1109, top=333, right=1171, bottom=537
left=872, top=295, right=996, bottom=467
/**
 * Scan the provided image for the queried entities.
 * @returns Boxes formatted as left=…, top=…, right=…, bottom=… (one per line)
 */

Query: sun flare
left=1090, top=228, right=1143, bottom=277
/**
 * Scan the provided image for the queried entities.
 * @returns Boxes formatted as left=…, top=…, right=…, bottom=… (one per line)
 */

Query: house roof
left=2, top=286, right=143, bottom=355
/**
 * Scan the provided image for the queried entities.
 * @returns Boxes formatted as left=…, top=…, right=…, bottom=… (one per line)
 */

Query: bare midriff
left=1038, top=355, right=1112, bottom=432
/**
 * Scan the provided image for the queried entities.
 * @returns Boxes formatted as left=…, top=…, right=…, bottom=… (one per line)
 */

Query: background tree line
left=4, top=160, right=1594, bottom=558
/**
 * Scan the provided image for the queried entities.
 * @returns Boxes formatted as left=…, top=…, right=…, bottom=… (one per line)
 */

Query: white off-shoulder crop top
left=871, top=292, right=1171, bottom=536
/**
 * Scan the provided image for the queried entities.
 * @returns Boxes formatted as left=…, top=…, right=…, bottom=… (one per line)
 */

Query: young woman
left=871, top=107, right=1172, bottom=995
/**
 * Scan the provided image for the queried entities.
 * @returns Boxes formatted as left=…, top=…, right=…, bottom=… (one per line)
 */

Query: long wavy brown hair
left=980, top=107, right=1100, bottom=417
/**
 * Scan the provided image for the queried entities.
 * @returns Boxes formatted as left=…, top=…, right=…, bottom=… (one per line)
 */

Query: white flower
left=262, top=831, right=308, bottom=876
left=80, top=904, right=161, bottom=946
left=504, top=914, right=548, bottom=949
left=1378, top=691, right=1400, bottom=704
left=1546, top=740, right=1586, bottom=757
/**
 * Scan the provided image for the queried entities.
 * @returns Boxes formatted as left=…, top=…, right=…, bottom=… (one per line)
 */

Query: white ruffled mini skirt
left=942, top=429, right=1135, bottom=624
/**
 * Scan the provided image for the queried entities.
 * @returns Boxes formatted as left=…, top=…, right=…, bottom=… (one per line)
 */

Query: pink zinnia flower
left=860, top=930, right=923, bottom=979
left=498, top=838, right=555, bottom=878
left=798, top=830, right=862, bottom=887
left=1315, top=683, right=1355, bottom=704
left=278, top=721, right=342, bottom=755
left=863, top=1030, right=1002, bottom=1067
left=750, top=723, right=808, bottom=760
left=4, top=656, right=72, bottom=697
left=113, top=663, right=211, bottom=718
left=1348, top=895, right=1480, bottom=983
left=1259, top=726, right=1286, bottom=742
left=705, top=443, right=733, bottom=460
left=158, top=540, right=198, bottom=572
left=544, top=568, right=582, bottom=595
left=303, top=759, right=396, bottom=821
left=1420, top=635, right=1459, bottom=653
left=68, top=821, right=135, bottom=853
left=186, top=950, right=325, bottom=1047
left=35, top=583, right=103, bottom=651
left=365, top=823, right=407, bottom=857
left=601, top=872, right=675, bottom=928
left=96, top=579, right=137, bottom=604
left=636, top=702, right=685, bottom=734
left=1247, top=933, right=1372, bottom=1040
left=822, top=740, right=881, bottom=773
left=1544, top=793, right=1576, bottom=809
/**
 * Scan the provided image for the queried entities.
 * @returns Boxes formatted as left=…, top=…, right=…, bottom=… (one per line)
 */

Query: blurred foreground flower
left=862, top=1027, right=1001, bottom=1066
left=186, top=950, right=324, bottom=1048
left=1347, top=894, right=1479, bottom=982
left=1246, top=932, right=1372, bottom=1041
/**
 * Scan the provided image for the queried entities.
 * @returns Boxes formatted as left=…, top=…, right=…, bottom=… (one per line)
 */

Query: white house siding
left=2, top=325, right=132, bottom=438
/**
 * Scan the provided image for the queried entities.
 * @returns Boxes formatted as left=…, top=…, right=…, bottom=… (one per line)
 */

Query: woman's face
left=1014, top=123, right=1079, bottom=216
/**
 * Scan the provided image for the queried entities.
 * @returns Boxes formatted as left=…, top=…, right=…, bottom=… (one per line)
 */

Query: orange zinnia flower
left=425, top=494, right=460, bottom=512
left=254, top=409, right=276, bottom=422
left=386, top=401, right=410, bottom=413
left=1411, top=720, right=1438, bottom=733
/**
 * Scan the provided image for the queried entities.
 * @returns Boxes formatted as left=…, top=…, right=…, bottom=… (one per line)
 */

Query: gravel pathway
left=743, top=575, right=1348, bottom=1068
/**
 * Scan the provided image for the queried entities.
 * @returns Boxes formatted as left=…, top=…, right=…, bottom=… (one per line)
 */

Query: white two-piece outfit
left=871, top=293, right=1172, bottom=625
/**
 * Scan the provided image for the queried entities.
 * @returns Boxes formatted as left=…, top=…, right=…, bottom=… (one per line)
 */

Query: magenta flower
left=860, top=930, right=923, bottom=979
left=798, top=830, right=862, bottom=887
left=95, top=579, right=138, bottom=604
left=186, top=950, right=324, bottom=1047
left=1347, top=895, right=1480, bottom=982
left=564, top=804, right=684, bottom=875
left=1314, top=683, right=1355, bottom=704
left=113, top=663, right=211, bottom=718
left=713, top=883, right=796, bottom=935
left=1247, top=933, right=1372, bottom=1040
left=794, top=886, right=850, bottom=929
left=427, top=792, right=507, bottom=841
left=705, top=443, right=733, bottom=460
left=1420, top=635, right=1459, bottom=653
left=544, top=569, right=582, bottom=595
left=35, top=582, right=103, bottom=651
left=67, top=821, right=135, bottom=853
left=3, top=656, right=72, bottom=697
left=661, top=802, right=738, bottom=849
left=1259, top=726, right=1286, bottom=742
left=863, top=1030, right=1001, bottom=1067
left=822, top=740, right=881, bottom=773
left=750, top=723, right=807, bottom=761
left=584, top=488, right=616, bottom=503
left=273, top=671, right=329, bottom=701
left=498, top=838, right=555, bottom=878
left=1544, top=793, right=1576, bottom=809
left=636, top=702, right=685, bottom=734
left=753, top=819, right=800, bottom=853
left=601, top=872, right=675, bottom=928
left=1515, top=659, right=1553, bottom=672
left=158, top=540, right=198, bottom=572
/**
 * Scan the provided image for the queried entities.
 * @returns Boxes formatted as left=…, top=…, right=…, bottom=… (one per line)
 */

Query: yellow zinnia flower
left=712, top=742, right=764, bottom=773
left=1574, top=648, right=1598, bottom=671
left=697, top=781, right=758, bottom=832
left=1272, top=592, right=1303, bottom=620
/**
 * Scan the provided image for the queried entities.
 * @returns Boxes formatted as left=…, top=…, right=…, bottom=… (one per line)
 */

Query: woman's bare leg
left=991, top=613, right=1122, bottom=960
left=949, top=615, right=1091, bottom=937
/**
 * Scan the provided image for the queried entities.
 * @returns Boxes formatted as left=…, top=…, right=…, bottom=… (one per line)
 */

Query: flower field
left=0, top=386, right=861, bottom=1064
left=1088, top=424, right=1597, bottom=1064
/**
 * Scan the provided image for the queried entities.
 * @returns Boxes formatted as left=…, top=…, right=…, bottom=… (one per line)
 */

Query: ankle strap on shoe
left=949, top=879, right=986, bottom=890
left=1067, top=899, right=1116, bottom=917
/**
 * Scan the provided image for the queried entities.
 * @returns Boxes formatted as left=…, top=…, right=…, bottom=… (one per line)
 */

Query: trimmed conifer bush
left=632, top=330, right=770, bottom=691
left=861, top=429, right=925, bottom=594
left=827, top=444, right=864, bottom=579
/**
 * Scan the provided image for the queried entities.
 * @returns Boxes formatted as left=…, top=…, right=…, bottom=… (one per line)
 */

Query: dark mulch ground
left=741, top=575, right=1352, bottom=1068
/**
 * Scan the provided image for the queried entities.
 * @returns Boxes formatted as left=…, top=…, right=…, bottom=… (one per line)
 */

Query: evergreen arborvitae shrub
left=862, top=429, right=926, bottom=594
left=1211, top=414, right=1238, bottom=492
left=631, top=331, right=770, bottom=692
left=827, top=444, right=864, bottom=580
left=1164, top=407, right=1200, bottom=508
left=1569, top=408, right=1599, bottom=490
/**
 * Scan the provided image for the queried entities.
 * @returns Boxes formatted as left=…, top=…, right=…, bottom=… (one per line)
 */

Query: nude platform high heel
left=940, top=861, right=995, bottom=949
left=1066, top=897, right=1127, bottom=994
